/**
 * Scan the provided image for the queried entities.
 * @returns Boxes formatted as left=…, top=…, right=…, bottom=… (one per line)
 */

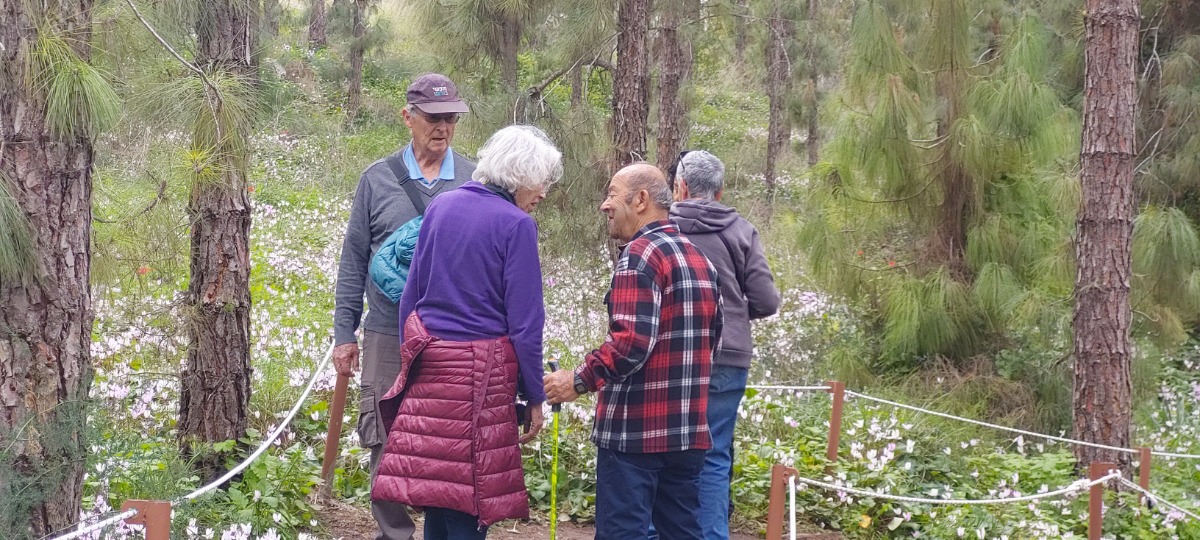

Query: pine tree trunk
left=1073, top=0, right=1139, bottom=470
left=654, top=0, right=694, bottom=172
left=500, top=14, right=521, bottom=96
left=0, top=3, right=95, bottom=536
left=309, top=0, right=328, bottom=47
left=929, top=0, right=971, bottom=277
left=570, top=65, right=583, bottom=106
left=346, top=0, right=366, bottom=119
left=264, top=0, right=281, bottom=36
left=764, top=0, right=794, bottom=197
left=805, top=0, right=820, bottom=166
left=180, top=0, right=257, bottom=483
left=611, top=0, right=650, bottom=172
left=733, top=0, right=748, bottom=68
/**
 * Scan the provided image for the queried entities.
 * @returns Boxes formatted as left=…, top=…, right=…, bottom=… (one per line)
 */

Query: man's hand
left=543, top=370, right=581, bottom=405
left=519, top=404, right=545, bottom=444
left=333, top=342, right=360, bottom=377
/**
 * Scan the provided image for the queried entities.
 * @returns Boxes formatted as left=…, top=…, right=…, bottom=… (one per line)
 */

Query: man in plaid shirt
left=544, top=163, right=723, bottom=539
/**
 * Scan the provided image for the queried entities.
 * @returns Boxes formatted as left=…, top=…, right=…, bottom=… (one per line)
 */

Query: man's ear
left=635, top=189, right=650, bottom=212
left=676, top=182, right=689, bottom=201
left=715, top=188, right=723, bottom=202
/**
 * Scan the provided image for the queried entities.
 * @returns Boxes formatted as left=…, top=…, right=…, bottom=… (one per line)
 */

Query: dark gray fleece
left=670, top=199, right=781, bottom=368
left=334, top=150, right=475, bottom=345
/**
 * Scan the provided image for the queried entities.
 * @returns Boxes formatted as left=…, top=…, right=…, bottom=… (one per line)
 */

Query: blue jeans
left=595, top=448, right=705, bottom=540
left=698, top=365, right=748, bottom=539
left=422, top=507, right=488, bottom=540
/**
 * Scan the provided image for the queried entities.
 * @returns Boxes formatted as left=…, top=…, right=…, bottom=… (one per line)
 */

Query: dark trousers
left=422, top=507, right=488, bottom=540
left=595, top=447, right=706, bottom=540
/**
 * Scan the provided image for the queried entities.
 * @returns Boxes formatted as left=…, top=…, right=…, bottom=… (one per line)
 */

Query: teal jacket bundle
left=369, top=214, right=423, bottom=302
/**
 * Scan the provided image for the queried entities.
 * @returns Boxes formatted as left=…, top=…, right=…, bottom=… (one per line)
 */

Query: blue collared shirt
left=403, top=144, right=456, bottom=188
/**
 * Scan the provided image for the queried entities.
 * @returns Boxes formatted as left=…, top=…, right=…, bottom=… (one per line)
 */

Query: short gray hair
left=621, top=162, right=673, bottom=210
left=678, top=150, right=725, bottom=199
left=473, top=125, right=563, bottom=193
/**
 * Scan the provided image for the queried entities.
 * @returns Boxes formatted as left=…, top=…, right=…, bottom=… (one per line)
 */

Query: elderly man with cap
left=333, top=73, right=473, bottom=540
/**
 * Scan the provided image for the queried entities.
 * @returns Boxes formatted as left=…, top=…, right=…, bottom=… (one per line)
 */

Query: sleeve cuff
left=574, top=363, right=598, bottom=393
left=333, top=328, right=358, bottom=346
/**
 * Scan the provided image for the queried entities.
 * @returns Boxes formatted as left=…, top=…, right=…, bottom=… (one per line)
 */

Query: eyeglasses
left=668, top=150, right=692, bottom=190
left=412, top=108, right=461, bottom=125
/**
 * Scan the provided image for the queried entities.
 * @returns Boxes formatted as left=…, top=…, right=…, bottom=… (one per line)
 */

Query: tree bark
left=263, top=0, right=281, bottom=36
left=500, top=13, right=521, bottom=96
left=180, top=0, right=257, bottom=483
left=764, top=0, right=795, bottom=197
left=308, top=0, right=328, bottom=47
left=804, top=0, right=820, bottom=166
left=1073, top=0, right=1139, bottom=470
left=0, top=2, right=96, bottom=535
left=611, top=0, right=650, bottom=172
left=733, top=0, right=748, bottom=68
left=570, top=65, right=583, bottom=106
left=346, top=0, right=366, bottom=119
left=654, top=0, right=695, bottom=172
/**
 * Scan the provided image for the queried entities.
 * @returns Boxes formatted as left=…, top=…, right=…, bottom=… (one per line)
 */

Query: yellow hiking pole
left=547, top=361, right=562, bottom=540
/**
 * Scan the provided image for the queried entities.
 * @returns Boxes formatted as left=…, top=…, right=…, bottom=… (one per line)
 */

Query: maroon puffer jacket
left=371, top=313, right=529, bottom=527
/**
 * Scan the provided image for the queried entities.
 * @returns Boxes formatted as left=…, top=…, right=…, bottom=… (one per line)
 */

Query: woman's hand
left=519, top=404, right=545, bottom=444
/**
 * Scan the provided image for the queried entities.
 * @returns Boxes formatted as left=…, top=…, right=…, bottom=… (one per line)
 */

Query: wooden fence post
left=1088, top=461, right=1115, bottom=540
left=1138, top=447, right=1151, bottom=506
left=825, top=381, right=845, bottom=467
left=122, top=500, right=171, bottom=540
left=765, top=463, right=797, bottom=539
left=320, top=373, right=350, bottom=497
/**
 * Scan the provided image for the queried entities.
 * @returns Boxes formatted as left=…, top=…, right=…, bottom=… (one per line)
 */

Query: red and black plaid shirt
left=575, top=220, right=723, bottom=453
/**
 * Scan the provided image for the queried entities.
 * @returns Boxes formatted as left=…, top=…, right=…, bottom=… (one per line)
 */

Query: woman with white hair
left=372, top=125, right=562, bottom=539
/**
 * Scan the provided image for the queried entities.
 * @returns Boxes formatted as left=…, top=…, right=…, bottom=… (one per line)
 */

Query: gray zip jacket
left=670, top=199, right=781, bottom=368
left=334, top=149, right=475, bottom=345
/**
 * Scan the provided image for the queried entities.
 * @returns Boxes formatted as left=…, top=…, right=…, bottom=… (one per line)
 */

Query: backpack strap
left=384, top=154, right=427, bottom=215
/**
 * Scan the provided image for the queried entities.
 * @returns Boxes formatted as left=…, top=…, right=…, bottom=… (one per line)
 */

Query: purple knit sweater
left=398, top=181, right=547, bottom=404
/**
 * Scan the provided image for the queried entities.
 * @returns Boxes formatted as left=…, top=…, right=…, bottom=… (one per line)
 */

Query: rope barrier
left=45, top=343, right=335, bottom=540
left=844, top=390, right=1141, bottom=455
left=48, top=509, right=138, bottom=540
left=790, top=471, right=1122, bottom=505
left=176, top=343, right=333, bottom=503
left=748, top=385, right=832, bottom=392
left=1148, top=450, right=1200, bottom=460
left=1118, top=478, right=1200, bottom=523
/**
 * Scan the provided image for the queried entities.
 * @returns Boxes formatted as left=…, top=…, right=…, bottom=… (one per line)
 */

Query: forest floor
left=313, top=497, right=844, bottom=539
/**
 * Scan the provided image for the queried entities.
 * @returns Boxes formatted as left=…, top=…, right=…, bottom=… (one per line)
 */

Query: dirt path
left=313, top=498, right=842, bottom=539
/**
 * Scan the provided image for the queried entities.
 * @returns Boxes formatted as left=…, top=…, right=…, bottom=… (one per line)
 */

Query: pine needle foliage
left=0, top=172, right=36, bottom=282
left=26, top=27, right=121, bottom=138
left=799, top=2, right=1080, bottom=365
left=138, top=69, right=260, bottom=182
left=1132, top=206, right=1200, bottom=343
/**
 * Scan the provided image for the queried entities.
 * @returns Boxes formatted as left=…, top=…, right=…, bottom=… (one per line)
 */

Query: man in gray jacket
left=669, top=150, right=781, bottom=540
left=333, top=73, right=475, bottom=540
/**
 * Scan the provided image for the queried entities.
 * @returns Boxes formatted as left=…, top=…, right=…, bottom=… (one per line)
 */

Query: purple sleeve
left=503, top=217, right=547, bottom=404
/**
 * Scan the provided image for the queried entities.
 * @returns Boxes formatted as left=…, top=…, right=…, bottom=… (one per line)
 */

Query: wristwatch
left=573, top=374, right=588, bottom=395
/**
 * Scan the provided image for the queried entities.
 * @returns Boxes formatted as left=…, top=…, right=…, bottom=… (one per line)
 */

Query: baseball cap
left=406, top=73, right=469, bottom=114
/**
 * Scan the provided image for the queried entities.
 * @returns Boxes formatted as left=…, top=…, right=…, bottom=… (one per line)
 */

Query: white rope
left=177, top=343, right=333, bottom=503
left=845, top=390, right=1140, bottom=455
left=47, top=509, right=138, bottom=540
left=1150, top=450, right=1200, bottom=460
left=791, top=471, right=1122, bottom=505
left=748, top=385, right=832, bottom=392
left=1118, top=478, right=1200, bottom=523
left=788, top=474, right=797, bottom=540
